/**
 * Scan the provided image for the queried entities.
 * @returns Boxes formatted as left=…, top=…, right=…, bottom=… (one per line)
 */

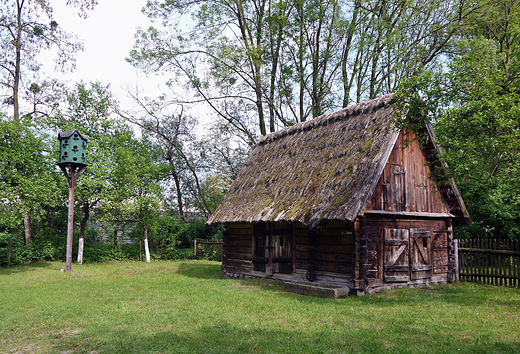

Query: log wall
left=222, top=223, right=253, bottom=275
left=222, top=221, right=354, bottom=283
left=295, top=221, right=354, bottom=282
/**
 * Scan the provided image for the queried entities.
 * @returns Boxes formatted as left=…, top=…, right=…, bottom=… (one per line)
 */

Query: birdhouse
left=57, top=129, right=89, bottom=167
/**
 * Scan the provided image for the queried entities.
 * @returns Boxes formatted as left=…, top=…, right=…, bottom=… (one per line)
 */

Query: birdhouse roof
left=58, top=128, right=89, bottom=141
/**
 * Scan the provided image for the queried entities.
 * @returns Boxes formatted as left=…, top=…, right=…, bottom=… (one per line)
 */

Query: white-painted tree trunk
left=77, top=237, right=84, bottom=264
left=144, top=238, right=150, bottom=263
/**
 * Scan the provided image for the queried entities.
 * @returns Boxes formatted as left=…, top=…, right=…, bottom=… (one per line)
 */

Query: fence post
left=7, top=238, right=11, bottom=267
left=453, top=239, right=459, bottom=282
left=194, top=238, right=198, bottom=258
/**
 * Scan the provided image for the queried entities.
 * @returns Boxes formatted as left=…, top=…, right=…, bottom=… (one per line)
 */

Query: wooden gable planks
left=366, top=130, right=450, bottom=214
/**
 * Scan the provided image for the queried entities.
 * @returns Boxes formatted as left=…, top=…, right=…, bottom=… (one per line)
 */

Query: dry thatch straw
left=207, top=94, right=400, bottom=228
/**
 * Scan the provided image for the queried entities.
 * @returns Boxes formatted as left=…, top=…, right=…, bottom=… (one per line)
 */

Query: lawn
left=0, top=261, right=519, bottom=354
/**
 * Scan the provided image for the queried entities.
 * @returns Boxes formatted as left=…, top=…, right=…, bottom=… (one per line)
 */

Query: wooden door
left=382, top=163, right=406, bottom=212
left=253, top=223, right=268, bottom=272
left=270, top=225, right=293, bottom=274
left=253, top=222, right=293, bottom=274
left=410, top=230, right=432, bottom=280
left=383, top=228, right=410, bottom=282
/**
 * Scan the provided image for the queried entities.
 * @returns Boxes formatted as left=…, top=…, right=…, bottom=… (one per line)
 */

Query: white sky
left=41, top=0, right=168, bottom=107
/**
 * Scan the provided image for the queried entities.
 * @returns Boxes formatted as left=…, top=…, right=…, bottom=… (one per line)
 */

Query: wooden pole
left=140, top=240, right=143, bottom=261
left=454, top=239, right=459, bottom=282
left=7, top=238, right=11, bottom=267
left=66, top=185, right=75, bottom=272
left=194, top=238, right=198, bottom=258
left=60, top=164, right=84, bottom=273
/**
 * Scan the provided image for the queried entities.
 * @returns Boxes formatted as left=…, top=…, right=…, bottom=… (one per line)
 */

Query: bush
left=161, top=248, right=196, bottom=260
left=0, top=237, right=61, bottom=267
left=0, top=218, right=222, bottom=267
left=152, top=218, right=222, bottom=255
left=83, top=243, right=141, bottom=263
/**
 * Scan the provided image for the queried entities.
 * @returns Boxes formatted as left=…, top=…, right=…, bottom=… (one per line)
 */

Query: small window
left=423, top=238, right=428, bottom=248
left=258, top=237, right=263, bottom=247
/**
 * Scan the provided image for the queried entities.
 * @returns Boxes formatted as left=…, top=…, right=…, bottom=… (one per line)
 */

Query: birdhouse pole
left=57, top=129, right=89, bottom=272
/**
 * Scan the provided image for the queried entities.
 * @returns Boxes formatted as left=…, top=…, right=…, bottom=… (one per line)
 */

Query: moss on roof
left=207, top=94, right=399, bottom=228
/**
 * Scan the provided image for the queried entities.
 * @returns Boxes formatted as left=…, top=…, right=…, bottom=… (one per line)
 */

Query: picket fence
left=456, top=239, right=520, bottom=288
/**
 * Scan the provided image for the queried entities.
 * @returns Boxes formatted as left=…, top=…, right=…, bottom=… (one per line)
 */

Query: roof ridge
left=258, top=93, right=395, bottom=146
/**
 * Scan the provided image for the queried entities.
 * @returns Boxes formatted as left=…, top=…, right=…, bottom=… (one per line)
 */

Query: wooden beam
left=363, top=210, right=455, bottom=218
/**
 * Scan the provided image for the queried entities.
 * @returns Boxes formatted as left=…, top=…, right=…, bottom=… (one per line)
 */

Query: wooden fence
left=193, top=239, right=223, bottom=261
left=456, top=239, right=520, bottom=288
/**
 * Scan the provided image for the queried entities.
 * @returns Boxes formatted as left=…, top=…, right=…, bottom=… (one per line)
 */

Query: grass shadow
left=175, top=261, right=224, bottom=279
left=52, top=321, right=520, bottom=354
left=174, top=262, right=298, bottom=297
left=0, top=261, right=55, bottom=275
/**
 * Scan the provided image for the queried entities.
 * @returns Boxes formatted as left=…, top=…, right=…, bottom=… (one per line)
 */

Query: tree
left=109, top=136, right=168, bottom=262
left=1, top=0, right=97, bottom=242
left=129, top=0, right=475, bottom=143
left=117, top=97, right=213, bottom=219
left=0, top=0, right=97, bottom=122
left=0, top=115, right=61, bottom=244
left=396, top=0, right=520, bottom=238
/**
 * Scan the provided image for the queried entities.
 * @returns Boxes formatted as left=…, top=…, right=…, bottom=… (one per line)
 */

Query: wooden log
left=225, top=223, right=253, bottom=230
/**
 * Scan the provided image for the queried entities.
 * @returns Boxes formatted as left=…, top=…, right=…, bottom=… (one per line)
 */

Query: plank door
left=410, top=230, right=432, bottom=280
left=269, top=222, right=293, bottom=274
left=253, top=223, right=268, bottom=272
left=253, top=222, right=293, bottom=274
left=383, top=228, right=410, bottom=282
left=382, top=162, right=406, bottom=212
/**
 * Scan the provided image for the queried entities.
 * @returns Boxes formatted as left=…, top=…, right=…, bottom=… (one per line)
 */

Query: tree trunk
left=77, top=238, right=84, bottom=265
left=167, top=155, right=185, bottom=222
left=342, top=0, right=360, bottom=107
left=13, top=0, right=23, bottom=122
left=23, top=212, right=33, bottom=244
left=65, top=186, right=75, bottom=272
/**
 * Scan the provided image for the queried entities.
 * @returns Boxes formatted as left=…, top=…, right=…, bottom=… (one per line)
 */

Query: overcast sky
left=42, top=0, right=166, bottom=106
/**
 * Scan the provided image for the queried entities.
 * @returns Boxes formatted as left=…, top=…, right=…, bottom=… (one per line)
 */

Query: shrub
left=161, top=248, right=196, bottom=260
left=83, top=243, right=141, bottom=263
left=0, top=235, right=61, bottom=267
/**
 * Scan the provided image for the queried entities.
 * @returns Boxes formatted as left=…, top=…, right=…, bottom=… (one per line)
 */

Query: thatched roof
left=208, top=94, right=403, bottom=227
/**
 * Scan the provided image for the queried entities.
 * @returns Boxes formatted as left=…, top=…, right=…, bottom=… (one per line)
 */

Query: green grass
left=1, top=261, right=519, bottom=354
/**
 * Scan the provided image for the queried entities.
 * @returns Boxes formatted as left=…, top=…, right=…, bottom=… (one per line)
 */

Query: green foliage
left=131, top=0, right=476, bottom=141
left=0, top=117, right=62, bottom=241
left=143, top=217, right=222, bottom=256
left=160, top=247, right=196, bottom=260
left=82, top=244, right=140, bottom=263
left=0, top=234, right=61, bottom=267
left=197, top=247, right=222, bottom=261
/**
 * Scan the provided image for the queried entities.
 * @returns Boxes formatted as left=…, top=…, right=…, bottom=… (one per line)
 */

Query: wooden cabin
left=207, top=94, right=470, bottom=296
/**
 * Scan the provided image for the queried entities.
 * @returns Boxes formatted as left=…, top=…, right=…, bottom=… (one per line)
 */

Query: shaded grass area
left=1, top=261, right=519, bottom=354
